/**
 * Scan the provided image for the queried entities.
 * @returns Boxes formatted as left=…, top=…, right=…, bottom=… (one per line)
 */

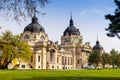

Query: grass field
left=0, top=69, right=120, bottom=80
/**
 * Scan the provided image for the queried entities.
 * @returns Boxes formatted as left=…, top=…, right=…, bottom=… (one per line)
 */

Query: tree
left=109, top=49, right=118, bottom=69
left=101, top=52, right=110, bottom=68
left=116, top=54, right=120, bottom=68
left=0, top=30, right=32, bottom=69
left=0, top=0, right=49, bottom=21
left=88, top=49, right=101, bottom=69
left=105, top=0, right=120, bottom=39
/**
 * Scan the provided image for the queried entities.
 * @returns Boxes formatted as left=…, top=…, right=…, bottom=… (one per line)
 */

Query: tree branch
left=116, top=33, right=120, bottom=39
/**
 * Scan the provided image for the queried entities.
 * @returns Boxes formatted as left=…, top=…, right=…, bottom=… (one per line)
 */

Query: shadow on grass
left=13, top=77, right=120, bottom=80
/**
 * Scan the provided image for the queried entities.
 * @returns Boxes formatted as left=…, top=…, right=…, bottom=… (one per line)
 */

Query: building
left=92, top=38, right=104, bottom=68
left=12, top=14, right=91, bottom=69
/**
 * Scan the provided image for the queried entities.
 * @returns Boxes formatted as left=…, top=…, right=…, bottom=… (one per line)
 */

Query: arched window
left=68, top=57, right=69, bottom=65
left=31, top=56, right=33, bottom=62
left=62, top=56, right=64, bottom=65
left=38, top=56, right=40, bottom=62
left=50, top=49, right=55, bottom=63
left=57, top=57, right=59, bottom=63
left=24, top=35, right=29, bottom=40
left=64, top=38, right=70, bottom=43
left=40, top=35, right=45, bottom=40
left=65, top=56, right=67, bottom=65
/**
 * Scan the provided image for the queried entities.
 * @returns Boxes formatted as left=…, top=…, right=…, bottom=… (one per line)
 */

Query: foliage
left=0, top=69, right=120, bottom=80
left=88, top=48, right=120, bottom=69
left=0, top=30, right=32, bottom=69
left=109, top=49, right=120, bottom=69
left=101, top=52, right=110, bottom=68
left=88, top=49, right=101, bottom=68
left=105, top=0, right=120, bottom=39
left=116, top=54, right=120, bottom=67
left=0, top=0, right=49, bottom=21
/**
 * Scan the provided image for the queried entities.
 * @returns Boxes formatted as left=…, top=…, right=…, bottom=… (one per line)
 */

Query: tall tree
left=116, top=54, right=120, bottom=68
left=88, top=49, right=101, bottom=69
left=0, top=30, right=32, bottom=69
left=0, top=0, right=49, bottom=21
left=101, top=52, right=110, bottom=68
left=105, top=0, right=120, bottom=39
left=110, top=49, right=118, bottom=69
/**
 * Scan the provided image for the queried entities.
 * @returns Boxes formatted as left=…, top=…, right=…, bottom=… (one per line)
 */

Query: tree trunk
left=0, top=64, right=8, bottom=69
left=113, top=64, right=115, bottom=70
left=0, top=60, right=12, bottom=69
left=102, top=63, right=105, bottom=68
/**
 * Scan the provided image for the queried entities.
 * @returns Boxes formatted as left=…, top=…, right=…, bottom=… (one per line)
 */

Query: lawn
left=0, top=69, right=120, bottom=80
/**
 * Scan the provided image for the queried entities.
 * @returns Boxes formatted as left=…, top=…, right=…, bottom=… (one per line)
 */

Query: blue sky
left=0, top=0, right=120, bottom=52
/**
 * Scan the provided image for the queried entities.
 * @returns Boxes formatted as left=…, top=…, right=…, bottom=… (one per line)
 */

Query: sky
left=0, top=0, right=120, bottom=52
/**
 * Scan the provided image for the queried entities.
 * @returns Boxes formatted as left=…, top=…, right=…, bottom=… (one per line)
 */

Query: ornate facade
left=12, top=15, right=91, bottom=69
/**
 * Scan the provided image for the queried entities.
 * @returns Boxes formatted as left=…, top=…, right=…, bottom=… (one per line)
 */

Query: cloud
left=79, top=9, right=104, bottom=16
left=79, top=7, right=114, bottom=16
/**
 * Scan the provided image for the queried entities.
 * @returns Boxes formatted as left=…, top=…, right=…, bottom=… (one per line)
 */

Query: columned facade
left=10, top=14, right=91, bottom=69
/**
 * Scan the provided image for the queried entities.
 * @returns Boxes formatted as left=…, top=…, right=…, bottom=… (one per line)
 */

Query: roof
left=63, top=16, right=80, bottom=36
left=24, top=15, right=45, bottom=33
left=93, top=40, right=103, bottom=51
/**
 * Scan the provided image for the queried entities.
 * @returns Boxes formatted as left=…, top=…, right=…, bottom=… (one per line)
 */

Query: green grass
left=0, top=69, right=120, bottom=80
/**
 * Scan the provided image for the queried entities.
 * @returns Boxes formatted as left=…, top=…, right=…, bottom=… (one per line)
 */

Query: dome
left=63, top=16, right=80, bottom=36
left=24, top=15, right=45, bottom=33
left=93, top=40, right=103, bottom=50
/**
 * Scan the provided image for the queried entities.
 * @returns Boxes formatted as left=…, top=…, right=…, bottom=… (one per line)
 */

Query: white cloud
left=79, top=7, right=114, bottom=16
left=79, top=9, right=103, bottom=16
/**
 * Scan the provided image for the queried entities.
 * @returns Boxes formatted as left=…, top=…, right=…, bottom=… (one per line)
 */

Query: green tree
left=0, top=0, right=49, bottom=21
left=105, top=0, right=120, bottom=39
left=101, top=52, right=110, bottom=68
left=0, top=30, right=32, bottom=69
left=116, top=54, right=120, bottom=68
left=110, top=49, right=118, bottom=69
left=88, top=49, right=101, bottom=69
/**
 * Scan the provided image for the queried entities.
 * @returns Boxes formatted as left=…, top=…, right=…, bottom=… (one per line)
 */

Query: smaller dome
left=63, top=16, right=80, bottom=36
left=24, top=15, right=45, bottom=33
left=93, top=40, right=103, bottom=50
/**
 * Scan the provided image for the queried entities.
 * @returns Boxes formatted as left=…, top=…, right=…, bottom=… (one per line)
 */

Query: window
left=50, top=49, right=55, bottom=63
left=21, top=65, right=25, bottom=68
left=24, top=35, right=29, bottom=40
left=64, top=38, right=70, bottom=43
left=40, top=35, right=45, bottom=40
left=34, top=36, right=36, bottom=39
left=79, top=39, right=83, bottom=43
left=50, top=52, right=53, bottom=62
left=68, top=57, right=69, bottom=65
left=71, top=57, right=72, bottom=65
left=57, top=57, right=59, bottom=63
left=65, top=57, right=67, bottom=65
left=78, top=60, right=80, bottom=64
left=66, top=67, right=67, bottom=69
left=62, top=56, right=64, bottom=65
left=38, top=56, right=40, bottom=62
left=52, top=65, right=54, bottom=69
left=38, top=66, right=40, bottom=68
left=30, top=66, right=32, bottom=68
left=72, top=38, right=75, bottom=43
left=31, top=56, right=33, bottom=62
left=57, top=66, right=59, bottom=69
